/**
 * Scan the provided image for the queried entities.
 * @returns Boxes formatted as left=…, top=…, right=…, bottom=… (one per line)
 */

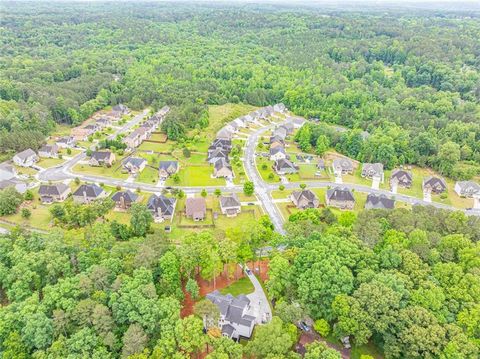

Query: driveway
left=243, top=264, right=272, bottom=324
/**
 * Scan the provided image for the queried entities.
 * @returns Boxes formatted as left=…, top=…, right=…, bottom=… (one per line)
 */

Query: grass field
left=137, top=140, right=176, bottom=153
left=72, top=162, right=129, bottom=180
left=205, top=103, right=258, bottom=140
left=37, top=157, right=66, bottom=168
left=165, top=166, right=225, bottom=186
left=135, top=166, right=158, bottom=184
left=220, top=277, right=254, bottom=296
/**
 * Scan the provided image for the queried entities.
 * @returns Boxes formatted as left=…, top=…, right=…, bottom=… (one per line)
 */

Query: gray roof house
left=0, top=163, right=17, bottom=181
left=208, top=148, right=229, bottom=164
left=38, top=183, right=71, bottom=203
left=280, top=122, right=294, bottom=135
left=272, top=127, right=287, bottom=140
left=147, top=194, right=177, bottom=222
left=332, top=158, right=354, bottom=175
left=269, top=146, right=287, bottom=161
left=273, top=159, right=298, bottom=175
left=38, top=144, right=59, bottom=158
left=56, top=136, right=76, bottom=148
left=390, top=169, right=413, bottom=188
left=361, top=163, right=384, bottom=181
left=89, top=151, right=116, bottom=167
left=158, top=161, right=179, bottom=179
left=206, top=290, right=256, bottom=340
left=112, top=190, right=138, bottom=210
left=13, top=149, right=39, bottom=167
left=122, top=157, right=147, bottom=174
left=0, top=179, right=28, bottom=194
left=365, top=194, right=395, bottom=210
left=186, top=197, right=207, bottom=221
left=211, top=138, right=232, bottom=151
left=213, top=158, right=233, bottom=179
left=273, top=103, right=287, bottom=113
left=423, top=176, right=447, bottom=194
left=454, top=181, right=480, bottom=197
left=219, top=194, right=241, bottom=217
left=217, top=127, right=234, bottom=140
left=72, top=184, right=107, bottom=203
left=291, top=190, right=320, bottom=209
left=326, top=187, right=355, bottom=210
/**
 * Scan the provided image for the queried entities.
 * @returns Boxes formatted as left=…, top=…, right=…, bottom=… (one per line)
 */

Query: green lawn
left=72, top=162, right=129, bottom=179
left=204, top=103, right=258, bottom=140
left=351, top=342, right=384, bottom=359
left=137, top=140, right=176, bottom=153
left=165, top=166, right=225, bottom=187
left=37, top=157, right=66, bottom=168
left=135, top=166, right=158, bottom=184
left=232, top=163, right=248, bottom=184
left=256, top=157, right=280, bottom=183
left=219, top=277, right=254, bottom=296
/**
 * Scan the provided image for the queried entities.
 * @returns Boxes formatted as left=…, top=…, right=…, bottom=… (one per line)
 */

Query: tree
left=194, top=300, right=220, bottom=330
left=201, top=189, right=208, bottom=198
left=315, top=135, right=330, bottom=156
left=122, top=323, right=148, bottom=358
left=0, top=187, right=23, bottom=215
left=245, top=317, right=295, bottom=358
left=243, top=181, right=254, bottom=196
left=24, top=189, right=34, bottom=201
left=129, top=203, right=153, bottom=237
left=183, top=147, right=191, bottom=158
left=304, top=342, right=341, bottom=359
left=21, top=208, right=31, bottom=219
left=214, top=188, right=221, bottom=197
left=314, top=319, right=331, bottom=337
left=174, top=315, right=206, bottom=356
left=186, top=278, right=199, bottom=300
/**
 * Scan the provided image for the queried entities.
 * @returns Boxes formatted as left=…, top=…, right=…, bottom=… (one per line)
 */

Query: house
left=56, top=136, right=76, bottom=149
left=13, top=149, right=39, bottom=167
left=158, top=161, right=179, bottom=180
left=272, top=127, right=287, bottom=140
left=269, top=146, right=287, bottom=161
left=217, top=127, right=234, bottom=140
left=390, top=169, right=413, bottom=188
left=84, top=124, right=99, bottom=133
left=72, top=184, right=107, bottom=203
left=273, top=103, right=287, bottom=113
left=264, top=105, right=274, bottom=117
left=89, top=151, right=116, bottom=167
left=273, top=159, right=298, bottom=175
left=213, top=158, right=234, bottom=179
left=219, top=194, right=241, bottom=217
left=0, top=179, right=27, bottom=194
left=211, top=138, right=232, bottom=152
left=0, top=163, right=17, bottom=181
left=38, top=183, right=71, bottom=203
left=225, top=122, right=239, bottom=133
left=361, top=163, right=384, bottom=181
left=123, top=127, right=147, bottom=148
left=365, top=194, right=395, bottom=210
left=332, top=158, right=354, bottom=175
left=291, top=117, right=306, bottom=128
left=38, top=144, right=59, bottom=158
left=122, top=157, right=147, bottom=174
left=280, top=122, right=294, bottom=135
left=208, top=148, right=229, bottom=164
left=206, top=290, right=256, bottom=340
left=454, top=181, right=480, bottom=197
left=96, top=117, right=110, bottom=128
left=111, top=190, right=138, bottom=210
left=111, top=104, right=129, bottom=117
left=291, top=190, right=320, bottom=209
left=317, top=159, right=325, bottom=171
left=269, top=140, right=284, bottom=150
left=423, top=176, right=447, bottom=194
left=71, top=127, right=95, bottom=141
left=325, top=187, right=355, bottom=210
left=233, top=118, right=247, bottom=128
left=147, top=194, right=177, bottom=222
left=186, top=197, right=207, bottom=221
left=244, top=114, right=255, bottom=123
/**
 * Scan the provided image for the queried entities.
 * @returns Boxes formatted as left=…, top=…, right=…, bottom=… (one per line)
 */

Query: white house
left=13, top=149, right=39, bottom=167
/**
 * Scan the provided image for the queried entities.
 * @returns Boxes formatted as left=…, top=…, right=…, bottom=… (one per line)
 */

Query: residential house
left=291, top=117, right=306, bottom=128
left=226, top=121, right=239, bottom=133
left=13, top=149, right=39, bottom=167
left=454, top=181, right=480, bottom=197
left=269, top=140, right=284, bottom=150
left=273, top=158, right=299, bottom=175
left=280, top=122, right=294, bottom=135
left=38, top=144, right=59, bottom=158
left=243, top=114, right=255, bottom=123
left=0, top=163, right=17, bottom=181
left=390, top=169, right=413, bottom=188
left=365, top=194, right=395, bottom=210
left=38, top=183, right=71, bottom=203
left=208, top=148, right=229, bottom=164
left=264, top=105, right=274, bottom=117
left=272, top=127, right=287, bottom=141
left=71, top=126, right=95, bottom=141
left=158, top=161, right=179, bottom=180
left=147, top=194, right=177, bottom=222
left=325, top=187, right=355, bottom=210
left=72, top=184, right=107, bottom=203
left=423, top=176, right=447, bottom=194
left=213, top=158, right=233, bottom=179
left=96, top=118, right=110, bottom=128
left=291, top=190, right=320, bottom=209
left=84, top=124, right=99, bottom=133
left=205, top=290, right=256, bottom=340
left=122, top=157, right=147, bottom=174
left=56, top=136, right=76, bottom=149
left=186, top=197, right=207, bottom=221
left=123, top=127, right=147, bottom=149
left=233, top=118, right=247, bottom=128
left=361, top=163, right=384, bottom=182
left=211, top=138, right=232, bottom=152
left=317, top=159, right=325, bottom=171
left=332, top=158, right=354, bottom=175
left=89, top=151, right=116, bottom=167
left=273, top=103, right=287, bottom=113
left=269, top=146, right=287, bottom=161
left=219, top=194, right=241, bottom=217
left=111, top=104, right=129, bottom=117
left=0, top=179, right=27, bottom=194
left=112, top=190, right=138, bottom=210
left=217, top=127, right=234, bottom=140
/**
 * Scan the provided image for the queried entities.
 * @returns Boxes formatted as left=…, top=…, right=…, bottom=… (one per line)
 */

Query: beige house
left=186, top=197, right=207, bottom=221
left=290, top=190, right=319, bottom=209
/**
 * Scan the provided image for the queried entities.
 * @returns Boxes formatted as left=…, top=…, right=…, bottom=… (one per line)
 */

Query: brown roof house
left=273, top=158, right=299, bottom=175
left=13, top=149, right=39, bottom=167
left=390, top=169, right=413, bottom=190
left=291, top=190, right=320, bottom=209
left=186, top=197, right=207, bottom=221
left=89, top=151, right=116, bottom=167
left=158, top=161, right=179, bottom=180
left=332, top=158, right=354, bottom=175
left=213, top=158, right=233, bottom=179
left=38, top=144, right=59, bottom=158
left=111, top=190, right=138, bottom=210
left=72, top=184, right=107, bottom=204
left=219, top=194, right=241, bottom=217
left=38, top=183, right=71, bottom=204
left=147, top=194, right=177, bottom=222
left=423, top=176, right=447, bottom=194
left=325, top=187, right=355, bottom=210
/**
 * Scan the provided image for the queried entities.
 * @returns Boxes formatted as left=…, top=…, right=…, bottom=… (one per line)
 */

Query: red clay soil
left=298, top=331, right=350, bottom=359
left=180, top=260, right=270, bottom=318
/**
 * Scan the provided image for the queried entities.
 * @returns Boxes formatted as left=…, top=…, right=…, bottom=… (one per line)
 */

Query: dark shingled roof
left=38, top=183, right=69, bottom=196
left=123, top=157, right=146, bottom=168
left=326, top=187, right=355, bottom=202
left=147, top=194, right=176, bottom=216
left=111, top=190, right=138, bottom=204
left=206, top=290, right=255, bottom=328
left=220, top=194, right=241, bottom=209
left=73, top=184, right=104, bottom=198
left=292, top=190, right=317, bottom=203
left=365, top=194, right=395, bottom=209
left=91, top=151, right=113, bottom=161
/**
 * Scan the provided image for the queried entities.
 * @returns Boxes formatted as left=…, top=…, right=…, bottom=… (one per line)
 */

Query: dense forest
left=1, top=1, right=480, bottom=178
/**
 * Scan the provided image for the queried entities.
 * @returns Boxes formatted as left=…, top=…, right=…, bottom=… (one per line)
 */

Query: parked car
left=298, top=321, right=310, bottom=332
left=246, top=268, right=252, bottom=275
left=341, top=336, right=351, bottom=349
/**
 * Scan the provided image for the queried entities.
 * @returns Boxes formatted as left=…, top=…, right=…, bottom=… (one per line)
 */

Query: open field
left=165, top=165, right=225, bottom=187
left=72, top=161, right=129, bottom=180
